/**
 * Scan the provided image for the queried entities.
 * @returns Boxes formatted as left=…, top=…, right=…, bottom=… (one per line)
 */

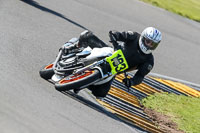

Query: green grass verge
left=141, top=93, right=200, bottom=133
left=141, top=0, right=200, bottom=22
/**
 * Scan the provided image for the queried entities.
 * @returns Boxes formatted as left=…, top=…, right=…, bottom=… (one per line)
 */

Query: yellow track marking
left=152, top=78, right=200, bottom=97
left=96, top=74, right=200, bottom=132
left=109, top=86, right=141, bottom=108
left=97, top=100, right=163, bottom=133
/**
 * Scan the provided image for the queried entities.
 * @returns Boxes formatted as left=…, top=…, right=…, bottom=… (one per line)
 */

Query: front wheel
left=39, top=62, right=54, bottom=80
left=55, top=69, right=101, bottom=91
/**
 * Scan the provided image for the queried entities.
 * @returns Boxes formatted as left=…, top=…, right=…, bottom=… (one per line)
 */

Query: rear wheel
left=55, top=69, right=101, bottom=91
left=39, top=62, right=54, bottom=80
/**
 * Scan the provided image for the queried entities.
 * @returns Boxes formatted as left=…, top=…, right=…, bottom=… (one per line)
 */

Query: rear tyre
left=55, top=69, right=101, bottom=91
left=39, top=62, right=54, bottom=80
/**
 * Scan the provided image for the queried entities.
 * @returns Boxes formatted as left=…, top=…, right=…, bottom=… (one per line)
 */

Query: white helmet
left=139, top=27, right=162, bottom=54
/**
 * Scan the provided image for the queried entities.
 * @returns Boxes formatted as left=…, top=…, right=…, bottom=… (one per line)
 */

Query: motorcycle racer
left=67, top=27, right=162, bottom=98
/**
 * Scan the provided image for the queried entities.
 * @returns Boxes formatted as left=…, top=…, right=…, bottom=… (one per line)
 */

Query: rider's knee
left=79, top=30, right=93, bottom=41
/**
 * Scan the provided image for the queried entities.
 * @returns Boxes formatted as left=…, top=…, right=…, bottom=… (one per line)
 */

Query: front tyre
left=39, top=62, right=54, bottom=80
left=55, top=69, right=101, bottom=91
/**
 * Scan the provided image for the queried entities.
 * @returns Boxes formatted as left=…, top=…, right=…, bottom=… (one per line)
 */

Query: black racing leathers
left=111, top=31, right=154, bottom=86
left=78, top=31, right=154, bottom=97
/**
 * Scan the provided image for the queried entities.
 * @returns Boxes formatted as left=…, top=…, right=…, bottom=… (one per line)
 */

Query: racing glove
left=109, top=31, right=117, bottom=42
left=122, top=78, right=133, bottom=88
left=109, top=31, right=121, bottom=50
left=123, top=75, right=143, bottom=88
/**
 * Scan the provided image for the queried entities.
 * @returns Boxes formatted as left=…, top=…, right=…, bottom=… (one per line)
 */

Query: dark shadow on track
left=20, top=0, right=89, bottom=30
left=60, top=90, right=147, bottom=133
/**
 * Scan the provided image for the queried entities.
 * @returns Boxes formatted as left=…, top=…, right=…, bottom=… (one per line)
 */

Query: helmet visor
left=142, top=37, right=159, bottom=50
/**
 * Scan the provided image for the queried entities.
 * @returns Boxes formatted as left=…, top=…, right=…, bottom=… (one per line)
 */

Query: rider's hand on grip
left=122, top=78, right=132, bottom=88
left=109, top=31, right=116, bottom=43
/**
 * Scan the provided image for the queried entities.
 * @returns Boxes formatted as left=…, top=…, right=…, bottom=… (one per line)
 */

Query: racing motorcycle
left=39, top=35, right=129, bottom=92
left=39, top=38, right=91, bottom=81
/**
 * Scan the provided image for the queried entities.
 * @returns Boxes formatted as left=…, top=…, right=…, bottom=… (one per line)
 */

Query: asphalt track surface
left=0, top=0, right=200, bottom=133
